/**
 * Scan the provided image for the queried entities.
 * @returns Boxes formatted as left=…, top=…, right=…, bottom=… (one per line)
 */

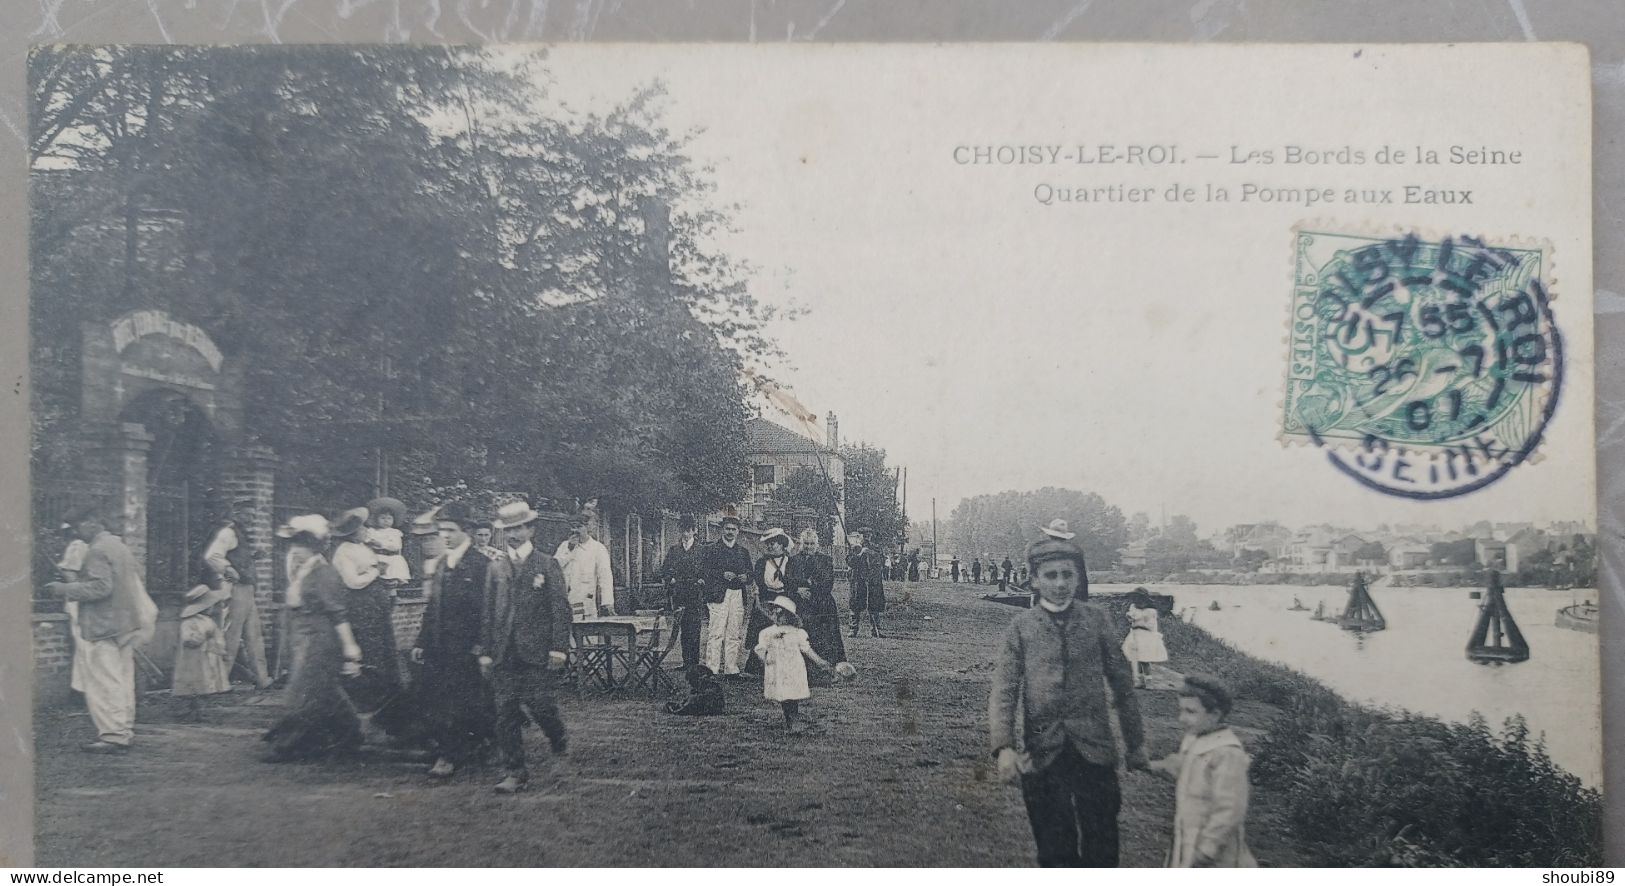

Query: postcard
left=22, top=43, right=1597, bottom=867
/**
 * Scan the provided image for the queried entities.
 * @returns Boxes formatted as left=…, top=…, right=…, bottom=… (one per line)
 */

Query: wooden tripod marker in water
left=1466, top=571, right=1530, bottom=664
left=1337, top=571, right=1386, bottom=632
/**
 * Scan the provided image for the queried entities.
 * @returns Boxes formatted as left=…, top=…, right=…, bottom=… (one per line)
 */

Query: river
left=1097, top=581, right=1603, bottom=786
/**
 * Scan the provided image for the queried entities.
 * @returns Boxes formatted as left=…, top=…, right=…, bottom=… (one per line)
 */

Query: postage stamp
left=1282, top=227, right=1563, bottom=500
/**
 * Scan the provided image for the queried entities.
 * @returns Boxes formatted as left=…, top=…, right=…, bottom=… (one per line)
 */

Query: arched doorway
left=119, top=388, right=222, bottom=598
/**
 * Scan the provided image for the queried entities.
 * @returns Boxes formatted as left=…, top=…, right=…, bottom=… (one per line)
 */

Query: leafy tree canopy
left=31, top=45, right=773, bottom=514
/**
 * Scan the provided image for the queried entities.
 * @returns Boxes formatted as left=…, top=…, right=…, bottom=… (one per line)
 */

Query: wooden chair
left=570, top=622, right=636, bottom=693
left=629, top=612, right=682, bottom=696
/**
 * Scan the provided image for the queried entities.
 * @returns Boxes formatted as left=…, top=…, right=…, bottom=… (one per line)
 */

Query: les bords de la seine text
left=953, top=142, right=1525, bottom=208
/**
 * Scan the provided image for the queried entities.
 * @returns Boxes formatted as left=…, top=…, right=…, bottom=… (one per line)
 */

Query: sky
left=525, top=44, right=1596, bottom=536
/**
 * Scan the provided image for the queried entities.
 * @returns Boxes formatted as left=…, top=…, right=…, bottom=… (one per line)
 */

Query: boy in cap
left=988, top=536, right=1148, bottom=867
left=1148, top=674, right=1257, bottom=867
left=845, top=527, right=886, bottom=637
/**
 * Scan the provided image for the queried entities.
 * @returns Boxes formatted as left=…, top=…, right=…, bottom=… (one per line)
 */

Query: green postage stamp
left=1282, top=227, right=1562, bottom=500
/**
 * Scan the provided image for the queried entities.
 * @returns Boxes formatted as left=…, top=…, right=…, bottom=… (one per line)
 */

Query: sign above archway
left=111, top=310, right=224, bottom=390
left=80, top=310, right=244, bottom=442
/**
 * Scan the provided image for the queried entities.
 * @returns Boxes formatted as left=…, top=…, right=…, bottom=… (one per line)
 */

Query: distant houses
left=1208, top=519, right=1596, bottom=579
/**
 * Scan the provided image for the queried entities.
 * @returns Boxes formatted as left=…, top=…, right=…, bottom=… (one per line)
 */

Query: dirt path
left=35, top=581, right=1309, bottom=866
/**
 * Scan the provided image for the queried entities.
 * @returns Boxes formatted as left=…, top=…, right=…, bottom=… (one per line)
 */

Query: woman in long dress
left=263, top=515, right=365, bottom=761
left=790, top=529, right=847, bottom=680
left=328, top=507, right=417, bottom=739
left=1122, top=587, right=1169, bottom=689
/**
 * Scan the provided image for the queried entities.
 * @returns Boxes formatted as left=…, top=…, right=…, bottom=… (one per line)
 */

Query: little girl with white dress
left=754, top=596, right=839, bottom=733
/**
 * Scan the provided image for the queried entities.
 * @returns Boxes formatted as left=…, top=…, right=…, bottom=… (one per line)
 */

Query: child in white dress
left=174, top=585, right=232, bottom=720
left=1122, top=588, right=1169, bottom=688
left=366, top=510, right=412, bottom=585
left=754, top=596, right=838, bottom=733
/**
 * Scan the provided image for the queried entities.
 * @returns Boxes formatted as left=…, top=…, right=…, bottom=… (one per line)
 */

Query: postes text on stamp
left=1283, top=228, right=1561, bottom=499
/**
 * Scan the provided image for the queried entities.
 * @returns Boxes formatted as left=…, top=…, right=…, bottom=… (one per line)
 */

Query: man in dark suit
left=481, top=501, right=572, bottom=795
left=846, top=527, right=887, bottom=638
left=411, top=501, right=494, bottom=779
left=658, top=515, right=706, bottom=669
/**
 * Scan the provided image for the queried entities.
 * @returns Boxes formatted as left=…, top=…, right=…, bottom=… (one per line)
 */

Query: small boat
left=1555, top=601, right=1598, bottom=633
left=1207, top=600, right=1222, bottom=611
left=1336, top=571, right=1386, bottom=632
left=1288, top=596, right=1309, bottom=611
left=1310, top=600, right=1328, bottom=621
left=981, top=593, right=1032, bottom=609
left=1466, top=571, right=1530, bottom=664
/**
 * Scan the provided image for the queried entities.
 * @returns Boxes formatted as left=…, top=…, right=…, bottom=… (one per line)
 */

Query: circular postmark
left=1281, top=229, right=1562, bottom=499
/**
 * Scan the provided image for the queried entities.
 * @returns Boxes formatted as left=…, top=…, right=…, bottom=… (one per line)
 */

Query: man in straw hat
left=555, top=511, right=615, bottom=617
left=701, top=511, right=754, bottom=677
left=44, top=508, right=158, bottom=754
left=988, top=534, right=1148, bottom=867
left=199, top=498, right=273, bottom=690
left=482, top=500, right=572, bottom=794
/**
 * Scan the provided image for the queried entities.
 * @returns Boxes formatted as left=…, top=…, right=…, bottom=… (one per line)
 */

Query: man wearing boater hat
left=988, top=533, right=1148, bottom=867
left=483, top=500, right=572, bottom=794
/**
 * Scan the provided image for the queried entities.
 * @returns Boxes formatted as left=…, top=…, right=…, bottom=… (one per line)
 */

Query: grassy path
left=35, top=581, right=1313, bottom=866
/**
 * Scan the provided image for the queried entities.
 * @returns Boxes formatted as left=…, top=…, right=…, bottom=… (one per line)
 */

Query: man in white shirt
left=200, top=500, right=272, bottom=689
left=554, top=513, right=615, bottom=617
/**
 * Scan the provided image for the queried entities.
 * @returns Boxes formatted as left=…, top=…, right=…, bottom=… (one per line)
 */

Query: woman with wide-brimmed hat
left=745, top=528, right=794, bottom=676
left=262, top=515, right=365, bottom=761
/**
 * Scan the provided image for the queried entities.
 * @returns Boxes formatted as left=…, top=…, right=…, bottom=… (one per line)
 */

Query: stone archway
left=79, top=314, right=275, bottom=591
left=70, top=311, right=281, bottom=682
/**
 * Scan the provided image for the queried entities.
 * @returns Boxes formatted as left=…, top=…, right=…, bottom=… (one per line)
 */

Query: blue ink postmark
left=1282, top=227, right=1562, bottom=499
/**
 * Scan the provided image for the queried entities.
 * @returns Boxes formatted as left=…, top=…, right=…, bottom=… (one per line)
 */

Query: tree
left=1353, top=541, right=1388, bottom=564
left=1128, top=512, right=1151, bottom=542
left=841, top=443, right=905, bottom=547
left=946, top=487, right=1128, bottom=570
left=31, top=46, right=770, bottom=515
left=1164, top=515, right=1199, bottom=547
left=1431, top=539, right=1479, bottom=567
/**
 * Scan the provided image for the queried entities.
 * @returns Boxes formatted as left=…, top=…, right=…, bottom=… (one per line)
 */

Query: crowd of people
left=43, top=500, right=1252, bottom=866
left=945, top=553, right=1024, bottom=591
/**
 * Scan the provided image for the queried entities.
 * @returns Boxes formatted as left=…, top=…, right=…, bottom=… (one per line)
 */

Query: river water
left=1096, top=582, right=1603, bottom=786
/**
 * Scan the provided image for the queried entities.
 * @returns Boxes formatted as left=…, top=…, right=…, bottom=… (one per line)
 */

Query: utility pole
left=931, top=497, right=938, bottom=572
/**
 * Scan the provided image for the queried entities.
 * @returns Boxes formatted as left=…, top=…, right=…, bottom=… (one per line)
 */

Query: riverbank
left=32, top=580, right=1596, bottom=866
left=1142, top=595, right=1604, bottom=866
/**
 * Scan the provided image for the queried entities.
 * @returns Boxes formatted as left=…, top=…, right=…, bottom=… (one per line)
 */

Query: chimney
left=826, top=412, right=839, bottom=450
